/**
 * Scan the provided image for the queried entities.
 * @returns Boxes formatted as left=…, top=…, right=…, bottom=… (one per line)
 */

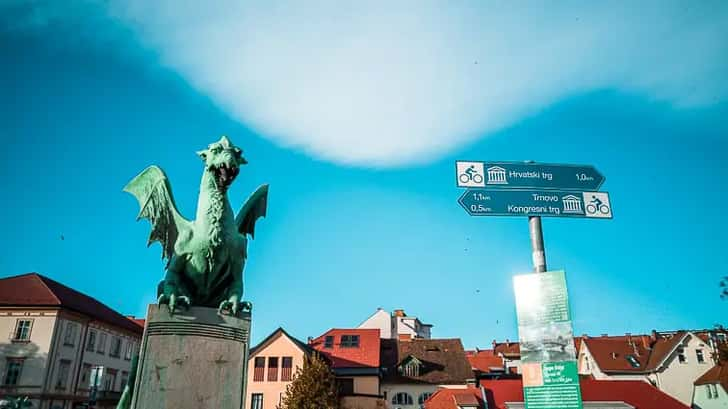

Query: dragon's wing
left=235, top=184, right=269, bottom=239
left=123, top=166, right=190, bottom=261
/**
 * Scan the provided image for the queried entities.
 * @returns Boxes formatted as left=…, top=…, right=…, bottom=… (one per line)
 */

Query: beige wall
left=341, top=395, right=385, bottom=409
left=246, top=332, right=306, bottom=409
left=0, top=309, right=59, bottom=396
left=692, top=384, right=728, bottom=409
left=650, top=333, right=714, bottom=405
left=381, top=383, right=438, bottom=409
left=0, top=308, right=141, bottom=409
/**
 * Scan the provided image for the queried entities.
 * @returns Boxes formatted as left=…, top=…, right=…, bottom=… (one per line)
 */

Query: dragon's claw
left=158, top=292, right=190, bottom=314
left=218, top=295, right=251, bottom=316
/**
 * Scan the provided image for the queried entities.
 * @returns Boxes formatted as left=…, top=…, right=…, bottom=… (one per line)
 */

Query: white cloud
left=7, top=1, right=728, bottom=166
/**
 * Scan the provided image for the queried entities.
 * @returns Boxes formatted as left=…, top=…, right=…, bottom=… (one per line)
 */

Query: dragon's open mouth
left=213, top=163, right=239, bottom=189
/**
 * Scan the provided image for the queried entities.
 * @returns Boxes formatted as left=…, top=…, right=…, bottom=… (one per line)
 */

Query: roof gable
left=250, top=327, right=314, bottom=357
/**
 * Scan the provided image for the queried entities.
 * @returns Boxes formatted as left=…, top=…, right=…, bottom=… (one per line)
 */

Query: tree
left=278, top=352, right=340, bottom=409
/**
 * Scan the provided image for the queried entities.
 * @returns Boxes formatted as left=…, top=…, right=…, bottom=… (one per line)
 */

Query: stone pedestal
left=130, top=304, right=251, bottom=409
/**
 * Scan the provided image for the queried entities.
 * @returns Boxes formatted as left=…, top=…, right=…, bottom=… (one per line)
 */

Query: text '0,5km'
left=459, top=189, right=613, bottom=219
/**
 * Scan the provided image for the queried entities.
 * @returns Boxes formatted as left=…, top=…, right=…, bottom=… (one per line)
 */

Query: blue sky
left=2, top=2, right=727, bottom=348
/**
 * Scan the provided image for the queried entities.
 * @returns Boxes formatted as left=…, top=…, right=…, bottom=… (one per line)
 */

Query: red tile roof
left=695, top=362, right=728, bottom=392
left=127, top=316, right=146, bottom=329
left=582, top=332, right=690, bottom=373
left=381, top=338, right=473, bottom=384
left=467, top=350, right=504, bottom=373
left=310, top=328, right=380, bottom=368
left=424, top=387, right=483, bottom=409
left=0, top=273, right=143, bottom=334
left=480, top=379, right=689, bottom=409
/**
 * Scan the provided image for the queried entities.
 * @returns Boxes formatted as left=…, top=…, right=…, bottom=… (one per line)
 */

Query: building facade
left=692, top=362, right=728, bottom=409
left=380, top=338, right=473, bottom=409
left=578, top=331, right=718, bottom=405
left=0, top=273, right=143, bottom=409
left=245, top=328, right=315, bottom=409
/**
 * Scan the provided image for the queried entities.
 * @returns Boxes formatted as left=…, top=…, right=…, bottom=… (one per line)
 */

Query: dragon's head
left=197, top=136, right=247, bottom=191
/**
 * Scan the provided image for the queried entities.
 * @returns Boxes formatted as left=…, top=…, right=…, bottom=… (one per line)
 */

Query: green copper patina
left=124, top=136, right=268, bottom=315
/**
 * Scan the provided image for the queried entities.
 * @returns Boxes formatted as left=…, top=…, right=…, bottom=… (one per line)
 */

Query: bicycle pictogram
left=459, top=165, right=483, bottom=184
left=586, top=195, right=610, bottom=215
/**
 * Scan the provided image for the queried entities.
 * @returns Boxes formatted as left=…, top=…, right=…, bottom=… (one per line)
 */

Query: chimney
left=393, top=309, right=406, bottom=317
left=650, top=329, right=658, bottom=342
left=626, top=333, right=632, bottom=345
left=611, top=352, right=618, bottom=359
left=505, top=339, right=510, bottom=348
left=492, top=339, right=497, bottom=349
left=307, top=336, right=313, bottom=344
left=641, top=335, right=652, bottom=350
left=398, top=334, right=412, bottom=342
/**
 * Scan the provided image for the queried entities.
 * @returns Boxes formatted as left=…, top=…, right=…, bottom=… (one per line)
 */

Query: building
left=476, top=378, right=689, bottom=409
left=578, top=331, right=717, bottom=405
left=358, top=309, right=432, bottom=340
left=692, top=362, right=728, bottom=409
left=380, top=338, right=473, bottom=409
left=310, top=328, right=383, bottom=409
left=245, top=327, right=317, bottom=409
left=0, top=273, right=143, bottom=409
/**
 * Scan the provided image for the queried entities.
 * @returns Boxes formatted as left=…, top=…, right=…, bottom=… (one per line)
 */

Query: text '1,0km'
left=456, top=161, right=604, bottom=191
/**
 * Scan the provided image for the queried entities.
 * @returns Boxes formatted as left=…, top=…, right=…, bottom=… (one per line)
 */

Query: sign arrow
left=458, top=189, right=613, bottom=219
left=456, top=161, right=605, bottom=191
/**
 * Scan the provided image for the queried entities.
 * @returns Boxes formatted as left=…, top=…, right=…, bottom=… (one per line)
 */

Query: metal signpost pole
left=529, top=216, right=546, bottom=273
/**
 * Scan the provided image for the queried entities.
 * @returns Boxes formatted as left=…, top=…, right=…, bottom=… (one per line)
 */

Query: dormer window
left=324, top=336, right=334, bottom=348
left=341, top=335, right=359, bottom=348
left=398, top=356, right=423, bottom=377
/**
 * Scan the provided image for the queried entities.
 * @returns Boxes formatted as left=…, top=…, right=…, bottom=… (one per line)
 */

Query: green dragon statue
left=124, top=136, right=268, bottom=315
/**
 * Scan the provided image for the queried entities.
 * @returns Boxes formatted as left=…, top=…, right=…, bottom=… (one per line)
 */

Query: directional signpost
left=456, top=161, right=604, bottom=191
left=455, top=160, right=613, bottom=409
left=459, top=189, right=612, bottom=218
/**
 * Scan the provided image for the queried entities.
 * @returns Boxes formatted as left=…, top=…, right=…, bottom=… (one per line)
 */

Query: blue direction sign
left=456, top=161, right=604, bottom=191
left=459, top=189, right=613, bottom=219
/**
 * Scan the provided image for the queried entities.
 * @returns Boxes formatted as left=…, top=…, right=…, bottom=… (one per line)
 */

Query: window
left=4, top=359, right=23, bottom=385
left=677, top=347, right=687, bottom=364
left=268, top=357, right=279, bottom=381
left=250, top=393, right=263, bottom=409
left=104, top=369, right=117, bottom=391
left=711, top=384, right=719, bottom=399
left=97, top=332, right=107, bottom=354
left=584, top=356, right=591, bottom=371
left=13, top=319, right=32, bottom=341
left=337, top=378, right=354, bottom=396
left=281, top=357, right=293, bottom=381
left=696, top=349, right=705, bottom=363
left=400, top=359, right=422, bottom=377
left=392, top=392, right=413, bottom=405
left=253, top=357, right=265, bottom=382
left=418, top=392, right=433, bottom=405
left=340, top=335, right=360, bottom=348
left=79, top=364, right=92, bottom=389
left=55, top=360, right=71, bottom=390
left=124, top=341, right=133, bottom=360
left=120, top=371, right=129, bottom=389
left=625, top=355, right=640, bottom=368
left=324, top=336, right=334, bottom=348
left=63, top=322, right=77, bottom=346
left=86, top=330, right=97, bottom=352
left=110, top=337, right=122, bottom=358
